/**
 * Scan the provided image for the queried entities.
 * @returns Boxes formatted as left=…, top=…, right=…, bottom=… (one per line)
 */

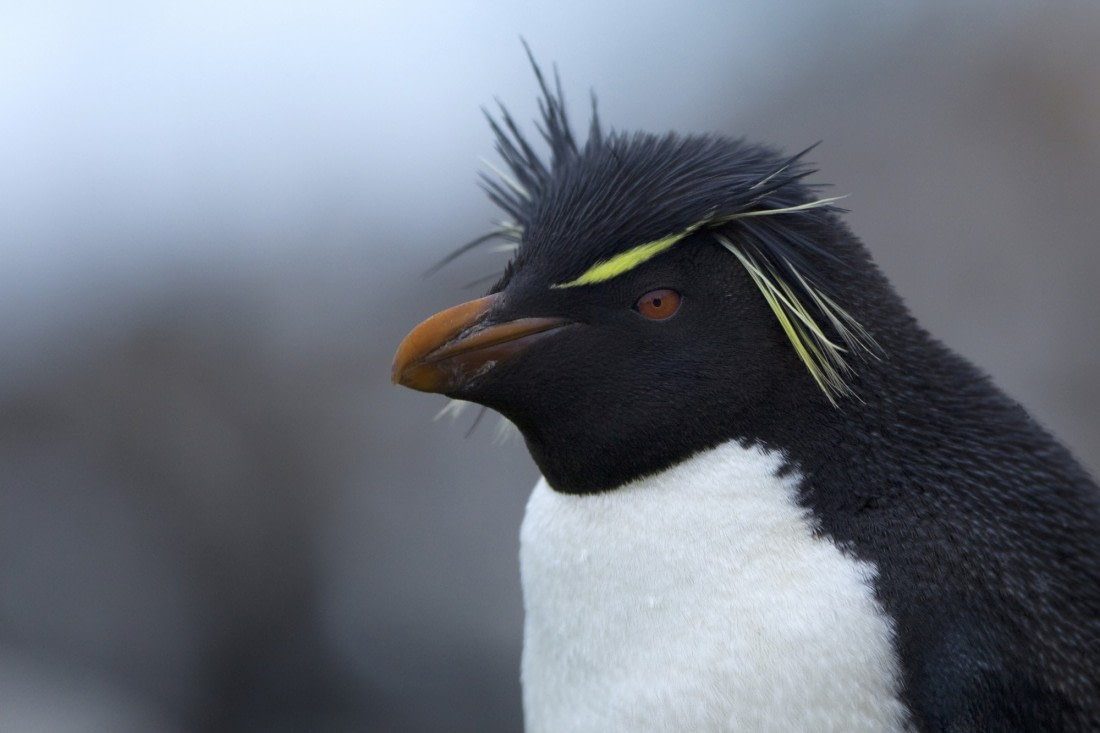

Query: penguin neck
left=517, top=364, right=848, bottom=496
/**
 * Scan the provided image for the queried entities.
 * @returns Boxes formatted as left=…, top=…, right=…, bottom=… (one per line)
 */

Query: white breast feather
left=519, top=440, right=910, bottom=733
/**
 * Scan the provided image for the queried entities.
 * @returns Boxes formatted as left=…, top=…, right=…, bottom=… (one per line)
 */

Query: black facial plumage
left=441, top=50, right=883, bottom=411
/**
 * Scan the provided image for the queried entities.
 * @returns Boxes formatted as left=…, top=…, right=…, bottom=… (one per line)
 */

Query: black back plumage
left=443, top=53, right=1100, bottom=730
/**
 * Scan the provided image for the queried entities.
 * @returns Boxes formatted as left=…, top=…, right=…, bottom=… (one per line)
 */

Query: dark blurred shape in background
left=1, top=3, right=1097, bottom=731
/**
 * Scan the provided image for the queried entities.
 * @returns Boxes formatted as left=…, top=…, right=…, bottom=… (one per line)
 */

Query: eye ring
left=634, top=289, right=681, bottom=320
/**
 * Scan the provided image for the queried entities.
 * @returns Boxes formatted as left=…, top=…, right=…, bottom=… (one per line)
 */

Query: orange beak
left=392, top=293, right=570, bottom=394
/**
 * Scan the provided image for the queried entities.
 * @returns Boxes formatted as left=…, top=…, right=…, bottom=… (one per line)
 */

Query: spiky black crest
left=444, top=48, right=878, bottom=402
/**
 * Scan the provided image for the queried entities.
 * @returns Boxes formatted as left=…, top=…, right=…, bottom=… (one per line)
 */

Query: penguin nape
left=391, top=57, right=1100, bottom=732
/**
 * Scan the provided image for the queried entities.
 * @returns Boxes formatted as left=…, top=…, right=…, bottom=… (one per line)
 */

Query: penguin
left=391, top=56, right=1100, bottom=732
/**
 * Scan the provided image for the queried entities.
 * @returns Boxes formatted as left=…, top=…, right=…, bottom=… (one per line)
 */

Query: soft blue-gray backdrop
left=2, top=2, right=1097, bottom=730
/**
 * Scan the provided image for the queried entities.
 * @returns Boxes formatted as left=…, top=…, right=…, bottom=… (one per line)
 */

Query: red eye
left=635, top=289, right=681, bottom=320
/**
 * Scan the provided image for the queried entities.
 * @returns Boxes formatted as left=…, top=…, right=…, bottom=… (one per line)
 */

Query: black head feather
left=448, top=49, right=877, bottom=402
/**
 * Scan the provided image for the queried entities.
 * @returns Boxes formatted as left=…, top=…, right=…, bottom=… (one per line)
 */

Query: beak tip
left=392, top=363, right=447, bottom=394
left=391, top=354, right=425, bottom=391
left=390, top=293, right=568, bottom=397
left=390, top=348, right=410, bottom=387
left=390, top=295, right=499, bottom=393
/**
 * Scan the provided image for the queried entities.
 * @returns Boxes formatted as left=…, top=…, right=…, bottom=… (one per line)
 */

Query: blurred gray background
left=2, top=2, right=1097, bottom=731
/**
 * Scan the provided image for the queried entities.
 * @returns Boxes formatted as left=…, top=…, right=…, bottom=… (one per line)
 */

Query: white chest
left=519, top=441, right=909, bottom=733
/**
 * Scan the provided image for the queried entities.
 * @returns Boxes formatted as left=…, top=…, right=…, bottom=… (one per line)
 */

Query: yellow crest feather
left=551, top=225, right=701, bottom=289
left=716, top=235, right=875, bottom=405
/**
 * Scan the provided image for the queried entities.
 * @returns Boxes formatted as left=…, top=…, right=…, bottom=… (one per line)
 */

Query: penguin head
left=393, top=60, right=887, bottom=494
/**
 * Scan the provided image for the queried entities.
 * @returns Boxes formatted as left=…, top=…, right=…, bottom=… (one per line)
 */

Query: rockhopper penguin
left=391, top=57, right=1100, bottom=732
